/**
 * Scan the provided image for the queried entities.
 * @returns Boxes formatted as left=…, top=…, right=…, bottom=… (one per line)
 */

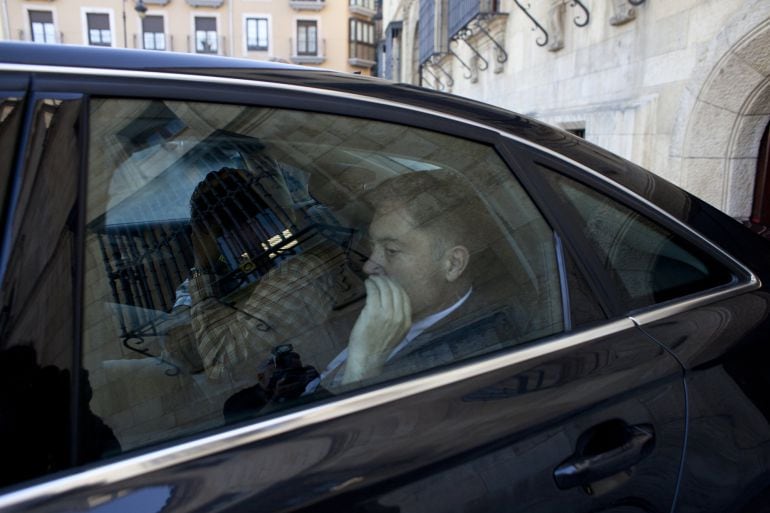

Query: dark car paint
left=14, top=324, right=685, bottom=513
left=1, top=43, right=770, bottom=513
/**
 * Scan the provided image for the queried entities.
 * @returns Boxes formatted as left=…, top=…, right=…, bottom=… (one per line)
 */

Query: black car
left=1, top=42, right=769, bottom=513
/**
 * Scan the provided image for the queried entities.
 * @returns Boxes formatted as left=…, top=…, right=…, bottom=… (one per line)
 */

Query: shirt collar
left=388, top=287, right=473, bottom=360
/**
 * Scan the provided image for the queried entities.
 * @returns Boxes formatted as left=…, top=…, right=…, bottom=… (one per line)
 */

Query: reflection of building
left=1, top=0, right=378, bottom=74
left=380, top=0, right=770, bottom=225
left=89, top=127, right=301, bottom=351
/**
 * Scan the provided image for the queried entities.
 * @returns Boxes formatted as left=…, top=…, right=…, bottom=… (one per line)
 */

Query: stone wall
left=383, top=0, right=770, bottom=218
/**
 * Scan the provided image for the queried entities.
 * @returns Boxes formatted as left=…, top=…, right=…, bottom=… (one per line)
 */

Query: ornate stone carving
left=547, top=0, right=566, bottom=52
left=609, top=0, right=636, bottom=26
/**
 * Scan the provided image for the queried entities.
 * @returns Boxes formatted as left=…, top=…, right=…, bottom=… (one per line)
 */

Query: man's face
left=362, top=204, right=454, bottom=319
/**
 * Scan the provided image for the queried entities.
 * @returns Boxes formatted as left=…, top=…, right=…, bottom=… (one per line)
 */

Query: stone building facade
left=380, top=0, right=770, bottom=223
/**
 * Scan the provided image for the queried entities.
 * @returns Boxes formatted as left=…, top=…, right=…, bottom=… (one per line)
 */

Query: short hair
left=364, top=170, right=494, bottom=256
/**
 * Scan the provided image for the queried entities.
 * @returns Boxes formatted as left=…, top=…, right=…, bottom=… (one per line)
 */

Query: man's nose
left=362, top=254, right=383, bottom=275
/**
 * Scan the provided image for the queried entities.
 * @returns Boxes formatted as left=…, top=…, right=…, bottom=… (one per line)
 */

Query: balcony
left=349, top=0, right=376, bottom=17
left=449, top=0, right=501, bottom=38
left=289, top=0, right=325, bottom=11
left=348, top=41, right=375, bottom=68
left=186, top=0, right=223, bottom=6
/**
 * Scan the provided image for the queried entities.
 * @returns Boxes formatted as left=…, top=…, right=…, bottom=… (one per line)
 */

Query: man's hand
left=342, top=276, right=412, bottom=384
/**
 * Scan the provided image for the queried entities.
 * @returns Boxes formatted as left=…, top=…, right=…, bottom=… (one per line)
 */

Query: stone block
left=683, top=101, right=737, bottom=159
left=580, top=65, right=635, bottom=101
left=645, top=11, right=689, bottom=58
left=651, top=0, right=696, bottom=21
left=642, top=48, right=696, bottom=87
left=554, top=51, right=575, bottom=81
left=574, top=45, right=591, bottom=77
left=689, top=0, right=741, bottom=44
left=699, top=55, right=765, bottom=113
left=670, top=86, right=697, bottom=158
left=730, top=114, right=768, bottom=159
left=652, top=83, right=684, bottom=134
left=744, top=84, right=770, bottom=115
left=681, top=157, right=726, bottom=209
left=656, top=155, right=683, bottom=185
left=588, top=33, right=634, bottom=75
left=725, top=157, right=758, bottom=218
left=724, top=0, right=770, bottom=48
left=734, top=20, right=770, bottom=77
left=511, top=31, right=526, bottom=73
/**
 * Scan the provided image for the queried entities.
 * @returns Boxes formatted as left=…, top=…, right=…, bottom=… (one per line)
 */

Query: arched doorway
left=752, top=120, right=770, bottom=226
left=670, top=0, right=770, bottom=219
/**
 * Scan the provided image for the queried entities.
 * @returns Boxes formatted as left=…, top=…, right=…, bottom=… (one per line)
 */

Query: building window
left=142, top=15, right=165, bottom=51
left=29, top=11, right=55, bottom=43
left=566, top=128, right=585, bottom=138
left=296, top=20, right=318, bottom=55
left=349, top=18, right=375, bottom=65
left=195, top=17, right=217, bottom=54
left=87, top=13, right=111, bottom=47
left=246, top=17, right=268, bottom=51
left=562, top=122, right=586, bottom=139
left=349, top=0, right=375, bottom=9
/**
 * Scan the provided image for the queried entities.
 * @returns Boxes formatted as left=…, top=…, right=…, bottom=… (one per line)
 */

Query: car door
left=508, top=142, right=768, bottom=513
left=0, top=67, right=691, bottom=513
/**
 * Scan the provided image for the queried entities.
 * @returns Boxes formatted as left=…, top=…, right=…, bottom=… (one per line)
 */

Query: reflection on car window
left=83, top=99, right=563, bottom=453
left=1, top=97, right=120, bottom=489
left=0, top=95, right=23, bottom=221
left=542, top=169, right=735, bottom=310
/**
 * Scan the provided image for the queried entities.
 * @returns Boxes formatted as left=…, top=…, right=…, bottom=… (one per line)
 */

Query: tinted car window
left=1, top=96, right=119, bottom=489
left=541, top=169, right=735, bottom=310
left=82, top=98, right=564, bottom=453
left=0, top=95, right=23, bottom=222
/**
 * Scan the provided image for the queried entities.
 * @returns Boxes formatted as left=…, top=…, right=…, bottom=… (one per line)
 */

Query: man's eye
left=385, top=247, right=400, bottom=257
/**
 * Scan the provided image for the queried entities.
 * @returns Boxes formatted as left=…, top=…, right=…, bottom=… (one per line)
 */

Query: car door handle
left=553, top=422, right=655, bottom=490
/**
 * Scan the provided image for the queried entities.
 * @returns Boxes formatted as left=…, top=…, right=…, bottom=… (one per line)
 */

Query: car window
left=82, top=98, right=566, bottom=453
left=541, top=168, right=736, bottom=310
left=1, top=96, right=120, bottom=489
left=0, top=95, right=24, bottom=223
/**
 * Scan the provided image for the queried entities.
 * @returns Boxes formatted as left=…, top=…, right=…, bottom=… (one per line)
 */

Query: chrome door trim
left=0, top=318, right=634, bottom=509
left=629, top=280, right=761, bottom=325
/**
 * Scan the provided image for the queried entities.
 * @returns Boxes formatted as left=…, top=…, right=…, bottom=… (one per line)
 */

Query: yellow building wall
left=2, top=0, right=376, bottom=75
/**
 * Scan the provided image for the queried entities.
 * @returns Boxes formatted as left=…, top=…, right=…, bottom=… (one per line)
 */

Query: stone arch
left=671, top=0, right=770, bottom=218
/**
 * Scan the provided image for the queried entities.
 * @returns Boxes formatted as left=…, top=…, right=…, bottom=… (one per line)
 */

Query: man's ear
left=443, top=245, right=470, bottom=282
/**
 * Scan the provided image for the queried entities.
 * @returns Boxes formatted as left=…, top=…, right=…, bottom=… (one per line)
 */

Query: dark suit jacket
left=377, top=287, right=518, bottom=383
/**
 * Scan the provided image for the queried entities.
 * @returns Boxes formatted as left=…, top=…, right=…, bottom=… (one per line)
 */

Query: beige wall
left=2, top=0, right=376, bottom=74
